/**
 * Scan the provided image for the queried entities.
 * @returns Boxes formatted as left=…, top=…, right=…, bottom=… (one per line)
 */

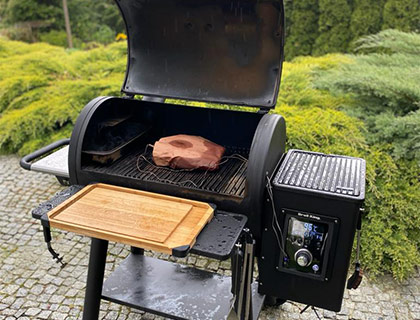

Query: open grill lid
left=116, top=0, right=285, bottom=109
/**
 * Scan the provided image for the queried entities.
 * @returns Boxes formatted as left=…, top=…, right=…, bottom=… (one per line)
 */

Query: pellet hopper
left=20, top=0, right=366, bottom=319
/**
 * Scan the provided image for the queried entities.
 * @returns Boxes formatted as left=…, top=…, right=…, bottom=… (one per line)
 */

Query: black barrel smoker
left=20, top=0, right=366, bottom=319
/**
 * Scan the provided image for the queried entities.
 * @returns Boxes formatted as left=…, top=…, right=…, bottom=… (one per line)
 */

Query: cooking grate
left=82, top=146, right=249, bottom=197
left=273, top=150, right=365, bottom=197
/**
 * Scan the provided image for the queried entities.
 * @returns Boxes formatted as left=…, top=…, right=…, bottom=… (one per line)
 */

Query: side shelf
left=191, top=212, right=247, bottom=260
left=31, top=185, right=247, bottom=260
left=20, top=139, right=70, bottom=179
left=32, top=185, right=83, bottom=220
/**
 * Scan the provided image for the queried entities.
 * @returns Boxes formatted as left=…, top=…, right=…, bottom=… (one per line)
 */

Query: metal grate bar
left=83, top=146, right=249, bottom=197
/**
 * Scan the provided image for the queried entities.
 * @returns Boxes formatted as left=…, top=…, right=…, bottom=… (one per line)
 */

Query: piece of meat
left=152, top=135, right=225, bottom=171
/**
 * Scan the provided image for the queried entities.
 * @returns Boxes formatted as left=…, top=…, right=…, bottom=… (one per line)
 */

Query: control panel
left=279, top=209, right=336, bottom=280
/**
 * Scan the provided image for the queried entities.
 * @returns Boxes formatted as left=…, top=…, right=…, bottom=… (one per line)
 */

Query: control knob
left=294, top=249, right=313, bottom=267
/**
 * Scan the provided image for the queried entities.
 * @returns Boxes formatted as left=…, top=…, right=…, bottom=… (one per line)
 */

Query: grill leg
left=83, top=238, right=108, bottom=320
left=231, top=243, right=243, bottom=295
left=234, top=230, right=255, bottom=320
left=130, top=246, right=144, bottom=255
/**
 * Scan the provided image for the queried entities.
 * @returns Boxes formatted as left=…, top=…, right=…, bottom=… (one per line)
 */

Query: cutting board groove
left=47, top=184, right=214, bottom=254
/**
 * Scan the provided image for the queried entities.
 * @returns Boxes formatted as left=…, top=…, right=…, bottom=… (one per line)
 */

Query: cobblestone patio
left=0, top=155, right=419, bottom=320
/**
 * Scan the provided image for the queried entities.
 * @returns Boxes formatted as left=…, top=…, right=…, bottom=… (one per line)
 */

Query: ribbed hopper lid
left=273, top=150, right=366, bottom=200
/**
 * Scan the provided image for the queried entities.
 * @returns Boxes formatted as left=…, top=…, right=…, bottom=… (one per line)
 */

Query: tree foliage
left=284, top=0, right=319, bottom=60
left=350, top=0, right=385, bottom=44
left=3, top=0, right=61, bottom=25
left=284, top=0, right=420, bottom=59
left=313, top=0, right=352, bottom=55
left=382, top=0, right=420, bottom=32
left=0, top=0, right=123, bottom=45
left=1, top=0, right=420, bottom=58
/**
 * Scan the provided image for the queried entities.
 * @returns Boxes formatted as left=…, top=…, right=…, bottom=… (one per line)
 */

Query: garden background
left=0, top=0, right=419, bottom=281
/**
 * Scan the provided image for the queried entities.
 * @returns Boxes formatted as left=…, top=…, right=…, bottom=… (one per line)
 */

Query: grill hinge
left=258, top=108, right=270, bottom=114
left=142, top=96, right=166, bottom=103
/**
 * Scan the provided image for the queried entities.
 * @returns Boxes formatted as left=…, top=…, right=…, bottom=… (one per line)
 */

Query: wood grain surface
left=47, top=184, right=214, bottom=254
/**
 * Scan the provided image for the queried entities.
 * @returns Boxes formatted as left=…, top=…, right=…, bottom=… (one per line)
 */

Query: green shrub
left=39, top=30, right=82, bottom=48
left=315, top=30, right=420, bottom=163
left=90, top=26, right=115, bottom=45
left=0, top=38, right=124, bottom=153
left=354, top=29, right=420, bottom=55
left=308, top=31, right=420, bottom=279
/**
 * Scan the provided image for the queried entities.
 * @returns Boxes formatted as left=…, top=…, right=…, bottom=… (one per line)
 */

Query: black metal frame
left=81, top=229, right=262, bottom=320
left=30, top=190, right=259, bottom=319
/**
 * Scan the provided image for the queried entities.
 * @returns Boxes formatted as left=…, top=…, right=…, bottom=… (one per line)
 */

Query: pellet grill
left=20, top=0, right=366, bottom=319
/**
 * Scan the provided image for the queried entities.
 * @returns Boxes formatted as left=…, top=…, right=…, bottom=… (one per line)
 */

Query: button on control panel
left=295, top=249, right=313, bottom=267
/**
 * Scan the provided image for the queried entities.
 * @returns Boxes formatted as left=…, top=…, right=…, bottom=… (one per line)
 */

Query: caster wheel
left=264, top=296, right=286, bottom=307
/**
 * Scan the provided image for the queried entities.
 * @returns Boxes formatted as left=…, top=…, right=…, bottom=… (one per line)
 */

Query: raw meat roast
left=152, top=135, right=225, bottom=171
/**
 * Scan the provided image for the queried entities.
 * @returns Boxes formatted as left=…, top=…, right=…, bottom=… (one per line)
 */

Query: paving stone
left=38, top=310, right=53, bottom=319
left=50, top=312, right=69, bottom=320
left=207, top=261, right=220, bottom=271
left=195, top=258, right=208, bottom=268
left=0, top=155, right=419, bottom=319
left=24, top=307, right=41, bottom=316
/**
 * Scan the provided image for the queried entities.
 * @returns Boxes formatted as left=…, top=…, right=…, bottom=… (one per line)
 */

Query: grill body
left=68, top=96, right=286, bottom=242
left=55, top=0, right=365, bottom=313
left=22, top=0, right=366, bottom=316
left=258, top=150, right=366, bottom=311
left=67, top=0, right=287, bottom=250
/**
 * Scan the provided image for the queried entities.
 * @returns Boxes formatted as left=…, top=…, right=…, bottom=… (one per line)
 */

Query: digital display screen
left=304, top=222, right=325, bottom=241
left=289, top=218, right=327, bottom=242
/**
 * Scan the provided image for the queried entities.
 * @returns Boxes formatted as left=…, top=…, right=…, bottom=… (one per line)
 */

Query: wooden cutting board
left=47, top=184, right=214, bottom=254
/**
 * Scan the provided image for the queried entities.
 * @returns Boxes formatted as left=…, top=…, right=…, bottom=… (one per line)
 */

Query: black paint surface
left=102, top=254, right=265, bottom=320
left=191, top=212, right=247, bottom=260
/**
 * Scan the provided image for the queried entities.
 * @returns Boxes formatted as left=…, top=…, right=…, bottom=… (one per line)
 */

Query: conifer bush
left=382, top=0, right=420, bottom=32
left=0, top=38, right=125, bottom=154
left=313, top=0, right=352, bottom=55
left=349, top=0, right=385, bottom=44
left=284, top=0, right=319, bottom=60
left=316, top=30, right=420, bottom=164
